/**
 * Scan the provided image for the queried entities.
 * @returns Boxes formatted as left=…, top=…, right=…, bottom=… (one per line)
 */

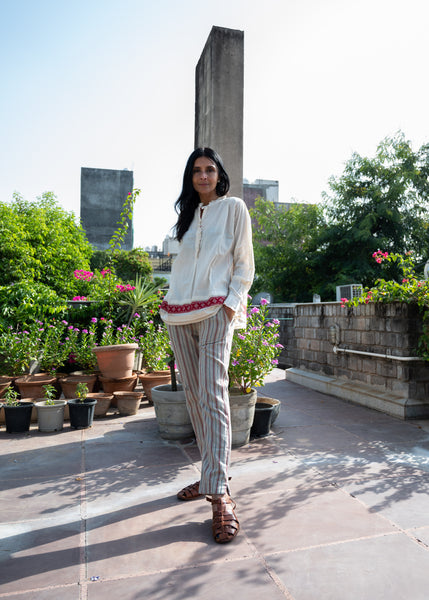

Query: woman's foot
left=207, top=495, right=240, bottom=543
left=177, top=481, right=204, bottom=501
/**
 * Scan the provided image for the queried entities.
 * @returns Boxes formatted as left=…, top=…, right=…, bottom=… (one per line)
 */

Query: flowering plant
left=38, top=320, right=70, bottom=373
left=343, top=251, right=429, bottom=359
left=229, top=298, right=284, bottom=393
left=0, top=322, right=44, bottom=375
left=94, top=314, right=140, bottom=347
left=342, top=251, right=429, bottom=308
left=62, top=319, right=99, bottom=372
left=138, top=320, right=172, bottom=372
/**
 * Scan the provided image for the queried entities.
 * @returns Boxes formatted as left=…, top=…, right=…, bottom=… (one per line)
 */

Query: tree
left=250, top=198, right=325, bottom=302
left=0, top=192, right=92, bottom=298
left=90, top=247, right=152, bottom=282
left=312, top=132, right=429, bottom=298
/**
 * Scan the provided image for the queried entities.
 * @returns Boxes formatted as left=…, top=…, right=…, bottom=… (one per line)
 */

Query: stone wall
left=267, top=301, right=429, bottom=419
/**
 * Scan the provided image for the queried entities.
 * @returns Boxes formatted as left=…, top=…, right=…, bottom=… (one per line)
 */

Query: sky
left=1, top=0, right=429, bottom=249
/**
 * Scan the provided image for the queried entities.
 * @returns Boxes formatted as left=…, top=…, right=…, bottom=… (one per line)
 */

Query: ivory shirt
left=160, top=196, right=254, bottom=329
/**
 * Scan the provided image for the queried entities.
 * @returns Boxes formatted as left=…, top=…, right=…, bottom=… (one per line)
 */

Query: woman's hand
left=223, top=305, right=235, bottom=322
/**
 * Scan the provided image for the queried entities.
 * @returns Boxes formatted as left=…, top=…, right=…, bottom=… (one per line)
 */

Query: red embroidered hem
left=160, top=296, right=226, bottom=314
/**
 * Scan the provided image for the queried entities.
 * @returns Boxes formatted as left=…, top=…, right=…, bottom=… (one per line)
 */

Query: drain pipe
left=333, top=346, right=423, bottom=362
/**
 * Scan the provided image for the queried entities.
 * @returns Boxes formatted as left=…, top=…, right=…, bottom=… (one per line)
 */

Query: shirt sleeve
left=224, top=200, right=255, bottom=312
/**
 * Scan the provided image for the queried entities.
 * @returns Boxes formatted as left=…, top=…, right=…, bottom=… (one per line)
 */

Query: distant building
left=162, top=235, right=180, bottom=256
left=80, top=167, right=134, bottom=250
left=243, top=179, right=279, bottom=211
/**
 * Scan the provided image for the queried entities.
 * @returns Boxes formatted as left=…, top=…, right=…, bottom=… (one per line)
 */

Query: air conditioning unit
left=336, top=284, right=363, bottom=302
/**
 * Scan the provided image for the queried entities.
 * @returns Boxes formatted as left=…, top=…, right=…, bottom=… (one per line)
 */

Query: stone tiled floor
left=2, top=369, right=429, bottom=599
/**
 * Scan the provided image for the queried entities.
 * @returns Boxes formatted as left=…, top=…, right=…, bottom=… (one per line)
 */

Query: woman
left=160, top=147, right=254, bottom=544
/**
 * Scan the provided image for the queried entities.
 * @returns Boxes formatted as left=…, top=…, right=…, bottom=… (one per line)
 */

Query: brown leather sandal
left=207, top=496, right=240, bottom=544
left=177, top=481, right=204, bottom=501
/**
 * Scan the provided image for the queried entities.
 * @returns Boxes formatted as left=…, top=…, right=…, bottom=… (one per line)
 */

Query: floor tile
left=86, top=558, right=287, bottom=600
left=239, top=485, right=394, bottom=554
left=266, top=533, right=429, bottom=600
left=0, top=520, right=81, bottom=594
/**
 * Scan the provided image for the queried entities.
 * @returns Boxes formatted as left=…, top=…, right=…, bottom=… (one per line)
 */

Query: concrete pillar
left=80, top=167, right=134, bottom=250
left=195, top=26, right=244, bottom=199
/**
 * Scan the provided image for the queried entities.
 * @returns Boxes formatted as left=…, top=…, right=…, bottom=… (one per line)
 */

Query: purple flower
left=260, top=298, right=269, bottom=305
left=82, top=329, right=88, bottom=334
left=272, top=318, right=280, bottom=325
left=238, top=334, right=246, bottom=340
left=250, top=307, right=259, bottom=314
left=272, top=359, right=279, bottom=365
left=91, top=317, right=97, bottom=323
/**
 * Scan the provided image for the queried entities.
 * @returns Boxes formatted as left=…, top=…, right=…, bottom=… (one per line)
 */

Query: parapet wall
left=268, top=301, right=429, bottom=419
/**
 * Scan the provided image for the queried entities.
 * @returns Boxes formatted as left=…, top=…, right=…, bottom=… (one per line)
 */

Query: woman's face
left=192, top=156, right=219, bottom=203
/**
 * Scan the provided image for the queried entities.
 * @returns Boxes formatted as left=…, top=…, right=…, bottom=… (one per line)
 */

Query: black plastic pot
left=251, top=398, right=281, bottom=438
left=68, top=398, right=97, bottom=429
left=2, top=402, right=34, bottom=433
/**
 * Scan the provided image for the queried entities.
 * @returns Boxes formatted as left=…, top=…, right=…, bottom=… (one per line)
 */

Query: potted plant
left=228, top=297, right=284, bottom=445
left=1, top=386, right=34, bottom=433
left=68, top=382, right=97, bottom=429
left=0, top=322, right=42, bottom=377
left=151, top=357, right=194, bottom=440
left=137, top=319, right=172, bottom=402
left=35, top=384, right=67, bottom=432
left=92, top=316, right=139, bottom=380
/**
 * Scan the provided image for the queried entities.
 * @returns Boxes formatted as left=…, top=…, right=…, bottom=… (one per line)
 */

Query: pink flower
left=260, top=298, right=269, bottom=305
left=250, top=307, right=259, bottom=314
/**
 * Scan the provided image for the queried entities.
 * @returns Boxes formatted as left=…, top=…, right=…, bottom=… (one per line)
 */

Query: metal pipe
left=333, top=346, right=423, bottom=362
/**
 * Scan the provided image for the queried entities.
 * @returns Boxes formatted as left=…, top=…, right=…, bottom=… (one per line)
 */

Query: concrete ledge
left=285, top=367, right=429, bottom=420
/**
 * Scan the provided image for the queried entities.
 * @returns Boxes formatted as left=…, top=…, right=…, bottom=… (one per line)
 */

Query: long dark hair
left=173, top=147, right=230, bottom=242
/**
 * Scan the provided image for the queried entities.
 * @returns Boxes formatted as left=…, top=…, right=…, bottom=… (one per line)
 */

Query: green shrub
left=0, top=192, right=92, bottom=298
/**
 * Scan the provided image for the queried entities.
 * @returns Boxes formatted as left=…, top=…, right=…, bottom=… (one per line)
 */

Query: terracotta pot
left=98, top=374, right=138, bottom=404
left=93, top=344, right=138, bottom=379
left=59, top=375, right=97, bottom=399
left=0, top=376, right=13, bottom=398
left=113, top=391, right=144, bottom=416
left=138, top=371, right=171, bottom=403
left=15, top=374, right=57, bottom=399
left=87, top=393, right=113, bottom=417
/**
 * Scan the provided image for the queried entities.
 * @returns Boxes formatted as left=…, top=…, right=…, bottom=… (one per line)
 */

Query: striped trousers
left=166, top=307, right=234, bottom=495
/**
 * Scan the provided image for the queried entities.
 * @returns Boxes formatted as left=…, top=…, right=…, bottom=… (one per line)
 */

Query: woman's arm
left=224, top=200, right=255, bottom=314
